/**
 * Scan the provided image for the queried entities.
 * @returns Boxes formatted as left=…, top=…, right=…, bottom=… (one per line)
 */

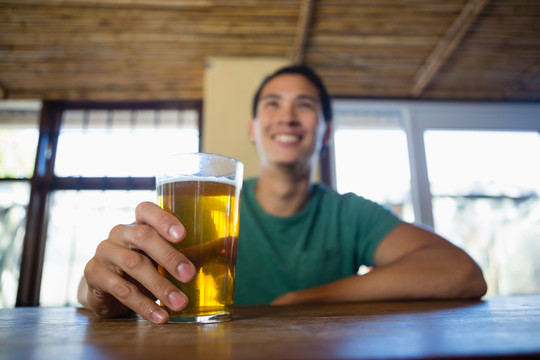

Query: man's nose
left=277, top=104, right=299, bottom=125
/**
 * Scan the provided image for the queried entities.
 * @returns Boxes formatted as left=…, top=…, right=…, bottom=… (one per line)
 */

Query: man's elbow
left=456, top=260, right=488, bottom=299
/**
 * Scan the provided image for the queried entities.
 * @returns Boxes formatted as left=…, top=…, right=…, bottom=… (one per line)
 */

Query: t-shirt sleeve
left=342, top=193, right=403, bottom=266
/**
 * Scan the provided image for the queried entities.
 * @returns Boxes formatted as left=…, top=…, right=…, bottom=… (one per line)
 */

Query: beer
left=157, top=177, right=241, bottom=322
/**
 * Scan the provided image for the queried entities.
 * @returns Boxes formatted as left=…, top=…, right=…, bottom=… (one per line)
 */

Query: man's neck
left=255, top=166, right=313, bottom=217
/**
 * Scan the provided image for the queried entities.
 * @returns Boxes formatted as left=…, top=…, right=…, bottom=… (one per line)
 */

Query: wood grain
left=411, top=0, right=490, bottom=97
left=1, top=0, right=539, bottom=100
left=1, top=296, right=540, bottom=360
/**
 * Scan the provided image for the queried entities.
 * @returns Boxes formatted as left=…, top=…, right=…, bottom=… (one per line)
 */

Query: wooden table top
left=1, top=295, right=540, bottom=360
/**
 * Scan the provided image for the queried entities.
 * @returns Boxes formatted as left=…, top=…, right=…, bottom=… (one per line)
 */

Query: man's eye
left=298, top=102, right=315, bottom=109
left=265, top=101, right=279, bottom=108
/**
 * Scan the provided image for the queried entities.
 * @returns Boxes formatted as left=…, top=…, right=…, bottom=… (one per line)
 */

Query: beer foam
left=157, top=175, right=238, bottom=188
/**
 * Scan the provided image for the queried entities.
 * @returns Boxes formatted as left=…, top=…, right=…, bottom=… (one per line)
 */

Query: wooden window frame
left=16, top=100, right=203, bottom=306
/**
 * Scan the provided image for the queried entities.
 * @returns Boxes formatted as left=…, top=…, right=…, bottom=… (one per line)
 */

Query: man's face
left=250, top=74, right=330, bottom=170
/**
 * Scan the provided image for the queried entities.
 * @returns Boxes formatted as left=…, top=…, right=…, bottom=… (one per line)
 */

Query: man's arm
left=271, top=223, right=487, bottom=305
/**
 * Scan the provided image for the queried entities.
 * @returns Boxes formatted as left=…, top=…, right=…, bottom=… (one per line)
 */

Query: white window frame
left=332, top=100, right=540, bottom=227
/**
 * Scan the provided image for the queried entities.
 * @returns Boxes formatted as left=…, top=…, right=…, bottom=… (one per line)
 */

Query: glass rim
left=167, top=152, right=242, bottom=164
left=156, top=152, right=244, bottom=186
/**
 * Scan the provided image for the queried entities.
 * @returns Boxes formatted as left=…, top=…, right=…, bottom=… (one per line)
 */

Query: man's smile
left=272, top=133, right=302, bottom=144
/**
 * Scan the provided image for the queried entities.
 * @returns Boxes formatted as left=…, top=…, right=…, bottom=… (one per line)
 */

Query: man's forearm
left=272, top=243, right=487, bottom=305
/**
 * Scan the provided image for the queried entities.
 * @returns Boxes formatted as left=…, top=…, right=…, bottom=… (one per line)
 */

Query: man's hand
left=78, top=201, right=197, bottom=324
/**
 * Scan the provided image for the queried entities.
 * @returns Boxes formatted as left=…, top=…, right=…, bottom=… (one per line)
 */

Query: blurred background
left=1, top=0, right=539, bottom=308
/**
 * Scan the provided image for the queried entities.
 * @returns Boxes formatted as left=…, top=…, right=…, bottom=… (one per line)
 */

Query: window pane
left=55, top=109, right=199, bottom=177
left=40, top=190, right=155, bottom=306
left=425, top=130, right=540, bottom=296
left=0, top=101, right=40, bottom=178
left=0, top=100, right=39, bottom=308
left=0, top=182, right=31, bottom=308
left=333, top=112, right=414, bottom=222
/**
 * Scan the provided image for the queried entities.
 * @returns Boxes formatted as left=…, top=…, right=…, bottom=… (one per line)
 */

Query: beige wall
left=203, top=57, right=289, bottom=179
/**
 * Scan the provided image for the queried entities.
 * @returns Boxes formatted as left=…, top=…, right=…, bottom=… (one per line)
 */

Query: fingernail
left=178, top=262, right=196, bottom=281
left=151, top=308, right=167, bottom=323
left=169, top=225, right=185, bottom=240
left=168, top=291, right=188, bottom=309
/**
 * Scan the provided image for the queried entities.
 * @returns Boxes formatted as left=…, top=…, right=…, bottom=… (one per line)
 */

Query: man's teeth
left=274, top=134, right=299, bottom=142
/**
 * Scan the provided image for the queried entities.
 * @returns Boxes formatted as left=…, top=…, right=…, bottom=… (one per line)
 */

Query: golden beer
left=157, top=178, right=241, bottom=322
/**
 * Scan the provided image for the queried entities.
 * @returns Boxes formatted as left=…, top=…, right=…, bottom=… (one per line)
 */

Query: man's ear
left=322, top=122, right=332, bottom=147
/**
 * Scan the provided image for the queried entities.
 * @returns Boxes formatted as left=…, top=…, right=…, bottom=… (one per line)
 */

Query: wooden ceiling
left=1, top=0, right=540, bottom=102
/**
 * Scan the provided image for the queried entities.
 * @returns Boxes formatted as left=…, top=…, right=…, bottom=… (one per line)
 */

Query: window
left=425, top=130, right=540, bottom=296
left=332, top=100, right=540, bottom=296
left=11, top=101, right=202, bottom=308
left=0, top=100, right=41, bottom=308
left=333, top=109, right=414, bottom=222
left=6, top=98, right=539, bottom=306
left=55, top=109, right=199, bottom=177
left=39, top=106, right=200, bottom=305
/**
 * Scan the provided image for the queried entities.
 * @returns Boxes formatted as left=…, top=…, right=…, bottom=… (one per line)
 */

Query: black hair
left=251, top=65, right=333, bottom=123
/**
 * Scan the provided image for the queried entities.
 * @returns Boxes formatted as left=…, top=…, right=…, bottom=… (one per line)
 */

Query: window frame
left=331, top=100, right=540, bottom=226
left=16, top=100, right=203, bottom=306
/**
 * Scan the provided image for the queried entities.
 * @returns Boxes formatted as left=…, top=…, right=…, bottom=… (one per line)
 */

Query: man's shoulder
left=313, top=182, right=367, bottom=203
left=313, top=183, right=399, bottom=219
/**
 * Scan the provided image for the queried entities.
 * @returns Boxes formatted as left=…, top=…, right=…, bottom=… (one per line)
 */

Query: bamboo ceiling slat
left=6, top=88, right=203, bottom=101
left=311, top=21, right=453, bottom=36
left=307, top=44, right=433, bottom=57
left=2, top=0, right=303, bottom=9
left=306, top=57, right=425, bottom=70
left=1, top=3, right=300, bottom=16
left=320, top=69, right=413, bottom=82
left=311, top=35, right=440, bottom=47
left=0, top=82, right=203, bottom=93
left=0, top=0, right=214, bottom=8
left=315, top=2, right=468, bottom=13
left=418, top=90, right=503, bottom=100
left=1, top=15, right=298, bottom=35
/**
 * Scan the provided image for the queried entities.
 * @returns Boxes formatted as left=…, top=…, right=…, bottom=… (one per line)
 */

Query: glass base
left=167, top=312, right=231, bottom=324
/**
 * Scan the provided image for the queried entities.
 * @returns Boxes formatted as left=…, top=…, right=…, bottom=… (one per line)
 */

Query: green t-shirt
left=234, top=178, right=403, bottom=305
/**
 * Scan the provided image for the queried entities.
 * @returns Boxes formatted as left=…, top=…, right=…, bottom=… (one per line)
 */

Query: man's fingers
left=85, top=262, right=169, bottom=324
left=107, top=223, right=197, bottom=284
left=134, top=202, right=186, bottom=243
left=92, top=240, right=191, bottom=314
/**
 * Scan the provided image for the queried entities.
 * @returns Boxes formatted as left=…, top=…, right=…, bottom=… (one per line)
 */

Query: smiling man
left=79, top=65, right=487, bottom=324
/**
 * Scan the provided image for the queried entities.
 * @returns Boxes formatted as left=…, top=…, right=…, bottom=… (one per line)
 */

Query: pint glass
left=156, top=153, right=243, bottom=323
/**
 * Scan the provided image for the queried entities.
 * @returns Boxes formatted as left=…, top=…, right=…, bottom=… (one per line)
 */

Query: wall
left=202, top=57, right=289, bottom=179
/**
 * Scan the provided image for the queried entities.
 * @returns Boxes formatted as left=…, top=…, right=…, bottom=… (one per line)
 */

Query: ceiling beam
left=291, top=0, right=314, bottom=65
left=503, top=58, right=540, bottom=98
left=411, top=0, right=490, bottom=97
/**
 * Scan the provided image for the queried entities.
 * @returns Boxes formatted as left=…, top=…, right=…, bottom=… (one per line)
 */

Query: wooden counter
left=1, top=295, right=539, bottom=359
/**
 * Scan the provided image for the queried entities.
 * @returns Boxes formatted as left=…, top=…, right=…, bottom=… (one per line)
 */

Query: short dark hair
left=252, top=65, right=333, bottom=123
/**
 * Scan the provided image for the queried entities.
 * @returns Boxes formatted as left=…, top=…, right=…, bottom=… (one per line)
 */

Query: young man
left=79, top=65, right=487, bottom=324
